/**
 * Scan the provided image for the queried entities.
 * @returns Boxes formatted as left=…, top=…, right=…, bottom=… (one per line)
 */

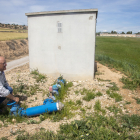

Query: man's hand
left=14, top=97, right=19, bottom=103
left=6, top=94, right=19, bottom=103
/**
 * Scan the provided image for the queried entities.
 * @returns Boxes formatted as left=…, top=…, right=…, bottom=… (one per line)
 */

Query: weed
left=133, top=97, right=140, bottom=104
left=31, top=69, right=46, bottom=83
left=76, top=100, right=82, bottom=105
left=20, top=102, right=28, bottom=109
left=27, top=119, right=39, bottom=124
left=109, top=82, right=119, bottom=91
left=94, top=100, right=101, bottom=111
left=1, top=137, right=8, bottom=140
left=94, top=100, right=106, bottom=115
left=82, top=89, right=96, bottom=101
left=97, top=78, right=111, bottom=82
left=121, top=77, right=139, bottom=90
left=125, top=101, right=131, bottom=104
left=74, top=90, right=79, bottom=94
left=106, top=105, right=122, bottom=115
left=95, top=71, right=103, bottom=75
left=16, top=129, right=57, bottom=140
left=11, top=129, right=25, bottom=135
left=122, top=114, right=140, bottom=129
left=96, top=91, right=103, bottom=96
left=106, top=90, right=122, bottom=102
left=55, top=82, right=73, bottom=101
left=12, top=83, right=41, bottom=96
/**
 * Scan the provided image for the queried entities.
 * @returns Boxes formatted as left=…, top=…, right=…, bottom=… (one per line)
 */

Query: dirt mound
left=0, top=39, right=28, bottom=62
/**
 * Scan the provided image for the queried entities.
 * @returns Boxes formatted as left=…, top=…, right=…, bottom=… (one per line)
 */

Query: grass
left=106, top=90, right=122, bottom=102
left=106, top=105, right=122, bottom=115
left=82, top=89, right=96, bottom=101
left=109, top=82, right=119, bottom=91
left=12, top=83, right=41, bottom=96
left=31, top=69, right=46, bottom=83
left=122, top=114, right=140, bottom=129
left=96, top=36, right=140, bottom=89
left=15, top=113, right=140, bottom=140
left=0, top=32, right=28, bottom=41
left=133, top=97, right=140, bottom=104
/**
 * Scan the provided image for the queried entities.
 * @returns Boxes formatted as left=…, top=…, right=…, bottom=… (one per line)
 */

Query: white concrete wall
left=28, top=13, right=96, bottom=80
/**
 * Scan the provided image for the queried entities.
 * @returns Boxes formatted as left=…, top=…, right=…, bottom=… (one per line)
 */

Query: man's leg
left=0, top=86, right=13, bottom=104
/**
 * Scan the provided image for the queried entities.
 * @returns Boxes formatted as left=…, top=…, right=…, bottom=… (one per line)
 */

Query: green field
left=0, top=32, right=28, bottom=41
left=95, top=36, right=140, bottom=89
left=96, top=36, right=140, bottom=69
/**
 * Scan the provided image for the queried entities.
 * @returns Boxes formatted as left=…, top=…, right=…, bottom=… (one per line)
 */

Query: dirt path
left=0, top=62, right=139, bottom=139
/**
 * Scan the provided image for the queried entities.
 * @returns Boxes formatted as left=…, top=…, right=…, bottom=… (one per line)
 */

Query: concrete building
left=25, top=9, right=98, bottom=80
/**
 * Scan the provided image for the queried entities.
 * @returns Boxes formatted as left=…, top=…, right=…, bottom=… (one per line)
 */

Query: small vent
left=58, top=22, right=62, bottom=33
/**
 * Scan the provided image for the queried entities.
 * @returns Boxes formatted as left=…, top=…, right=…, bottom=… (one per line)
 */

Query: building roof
left=25, top=9, right=98, bottom=18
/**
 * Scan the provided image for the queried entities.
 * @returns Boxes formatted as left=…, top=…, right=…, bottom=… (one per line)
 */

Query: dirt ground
left=0, top=61, right=139, bottom=139
left=0, top=39, right=28, bottom=62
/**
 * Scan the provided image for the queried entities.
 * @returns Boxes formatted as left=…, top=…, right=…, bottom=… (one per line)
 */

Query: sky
left=0, top=0, right=140, bottom=33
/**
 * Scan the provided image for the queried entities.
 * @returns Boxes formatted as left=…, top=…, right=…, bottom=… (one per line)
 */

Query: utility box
left=25, top=9, right=98, bottom=80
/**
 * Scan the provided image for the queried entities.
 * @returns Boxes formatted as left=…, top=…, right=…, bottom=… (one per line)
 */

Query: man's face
left=0, top=57, right=7, bottom=71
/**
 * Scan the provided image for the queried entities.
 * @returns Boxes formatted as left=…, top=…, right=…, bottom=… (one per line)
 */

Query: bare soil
left=0, top=61, right=139, bottom=139
left=0, top=39, right=28, bottom=62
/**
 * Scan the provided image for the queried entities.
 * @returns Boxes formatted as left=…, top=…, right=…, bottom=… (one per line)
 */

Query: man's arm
left=6, top=94, right=19, bottom=103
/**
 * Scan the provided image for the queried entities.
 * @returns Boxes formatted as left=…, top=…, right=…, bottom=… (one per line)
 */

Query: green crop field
left=95, top=36, right=140, bottom=89
left=96, top=36, right=140, bottom=69
left=0, top=32, right=28, bottom=41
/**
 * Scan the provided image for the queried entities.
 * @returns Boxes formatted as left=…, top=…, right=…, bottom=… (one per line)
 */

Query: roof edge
left=25, top=9, right=98, bottom=18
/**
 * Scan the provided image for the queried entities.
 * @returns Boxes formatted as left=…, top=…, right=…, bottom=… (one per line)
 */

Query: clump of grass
left=27, top=119, right=39, bottom=124
left=97, top=78, right=111, bottom=82
left=106, top=90, right=122, bottom=102
left=106, top=105, right=122, bottom=115
left=16, top=129, right=57, bottom=140
left=94, top=100, right=106, bottom=115
left=56, top=82, right=73, bottom=101
left=125, top=101, right=131, bottom=104
left=109, top=82, right=119, bottom=91
left=96, top=91, right=103, bottom=97
left=31, top=69, right=46, bottom=83
left=82, top=88, right=95, bottom=101
left=74, top=90, right=79, bottom=95
left=12, top=83, right=41, bottom=96
left=122, top=114, right=140, bottom=129
left=133, top=97, right=140, bottom=104
left=121, top=77, right=139, bottom=90
left=76, top=100, right=82, bottom=105
left=94, top=100, right=101, bottom=111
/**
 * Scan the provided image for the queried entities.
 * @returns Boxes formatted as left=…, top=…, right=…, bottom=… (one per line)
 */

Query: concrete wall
left=28, top=13, right=96, bottom=80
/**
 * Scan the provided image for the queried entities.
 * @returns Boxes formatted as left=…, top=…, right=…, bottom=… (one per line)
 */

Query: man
left=0, top=56, right=19, bottom=104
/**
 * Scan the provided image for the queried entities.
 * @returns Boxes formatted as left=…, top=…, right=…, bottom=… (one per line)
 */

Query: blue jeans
left=0, top=86, right=13, bottom=104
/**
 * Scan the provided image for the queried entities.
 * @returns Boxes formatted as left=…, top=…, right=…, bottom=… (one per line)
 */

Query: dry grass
left=0, top=32, right=28, bottom=41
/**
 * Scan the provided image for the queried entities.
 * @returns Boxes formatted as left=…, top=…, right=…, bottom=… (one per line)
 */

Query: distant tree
left=126, top=31, right=132, bottom=34
left=111, top=30, right=117, bottom=34
left=96, top=32, right=101, bottom=36
left=121, top=31, right=125, bottom=34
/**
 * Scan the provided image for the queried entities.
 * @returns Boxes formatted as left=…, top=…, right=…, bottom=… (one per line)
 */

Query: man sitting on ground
left=0, top=56, right=19, bottom=105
